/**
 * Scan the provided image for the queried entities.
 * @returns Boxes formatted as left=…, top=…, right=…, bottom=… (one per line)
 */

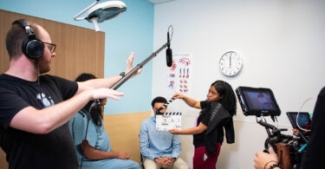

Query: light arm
left=170, top=122, right=207, bottom=135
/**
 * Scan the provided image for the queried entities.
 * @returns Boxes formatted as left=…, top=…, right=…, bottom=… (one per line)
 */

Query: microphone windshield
left=166, top=48, right=173, bottom=67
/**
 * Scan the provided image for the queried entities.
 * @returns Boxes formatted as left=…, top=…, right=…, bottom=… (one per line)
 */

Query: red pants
left=193, top=142, right=221, bottom=169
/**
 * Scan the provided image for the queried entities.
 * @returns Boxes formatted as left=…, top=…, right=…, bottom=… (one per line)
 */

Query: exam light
left=74, top=0, right=127, bottom=31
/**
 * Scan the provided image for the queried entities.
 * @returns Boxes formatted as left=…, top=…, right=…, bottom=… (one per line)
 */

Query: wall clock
left=219, top=51, right=243, bottom=77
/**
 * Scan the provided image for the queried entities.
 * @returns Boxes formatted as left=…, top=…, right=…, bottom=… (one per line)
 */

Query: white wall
left=151, top=0, right=325, bottom=168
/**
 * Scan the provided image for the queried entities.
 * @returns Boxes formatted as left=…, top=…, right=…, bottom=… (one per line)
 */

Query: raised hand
left=125, top=52, right=142, bottom=77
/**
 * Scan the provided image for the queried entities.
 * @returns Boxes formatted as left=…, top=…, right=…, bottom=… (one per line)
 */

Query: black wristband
left=264, top=161, right=278, bottom=169
left=119, top=72, right=125, bottom=78
left=269, top=163, right=281, bottom=169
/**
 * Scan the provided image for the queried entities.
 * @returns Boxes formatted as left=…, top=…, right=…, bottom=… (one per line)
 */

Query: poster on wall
left=167, top=53, right=193, bottom=97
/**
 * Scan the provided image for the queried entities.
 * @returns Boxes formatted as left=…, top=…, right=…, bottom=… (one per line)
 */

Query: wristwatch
left=119, top=72, right=126, bottom=78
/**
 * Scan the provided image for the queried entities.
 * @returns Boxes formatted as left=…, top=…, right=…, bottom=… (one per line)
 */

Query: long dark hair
left=75, top=73, right=104, bottom=126
left=211, top=80, right=237, bottom=116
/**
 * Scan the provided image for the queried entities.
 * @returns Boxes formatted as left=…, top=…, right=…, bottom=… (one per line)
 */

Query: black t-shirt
left=193, top=101, right=227, bottom=147
left=193, top=101, right=211, bottom=147
left=0, top=74, right=79, bottom=169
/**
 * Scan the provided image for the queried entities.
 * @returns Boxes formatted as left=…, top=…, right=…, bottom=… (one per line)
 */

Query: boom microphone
left=166, top=27, right=173, bottom=67
left=110, top=25, right=174, bottom=90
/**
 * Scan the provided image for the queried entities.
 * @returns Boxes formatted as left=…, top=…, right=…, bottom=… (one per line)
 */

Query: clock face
left=219, top=51, right=243, bottom=77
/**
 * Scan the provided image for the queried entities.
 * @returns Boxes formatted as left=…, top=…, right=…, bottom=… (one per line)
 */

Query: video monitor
left=235, top=86, right=281, bottom=117
left=286, top=112, right=311, bottom=130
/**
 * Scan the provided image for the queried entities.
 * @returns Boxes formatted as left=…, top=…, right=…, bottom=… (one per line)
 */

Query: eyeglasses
left=43, top=42, right=56, bottom=53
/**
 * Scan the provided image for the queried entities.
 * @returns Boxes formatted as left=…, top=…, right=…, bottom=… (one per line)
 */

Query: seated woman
left=69, top=73, right=141, bottom=169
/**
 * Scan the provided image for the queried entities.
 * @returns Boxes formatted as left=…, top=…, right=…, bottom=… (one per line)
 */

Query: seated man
left=139, top=96, right=189, bottom=169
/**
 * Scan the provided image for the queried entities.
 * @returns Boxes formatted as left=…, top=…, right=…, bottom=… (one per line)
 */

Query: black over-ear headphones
left=12, top=19, right=44, bottom=59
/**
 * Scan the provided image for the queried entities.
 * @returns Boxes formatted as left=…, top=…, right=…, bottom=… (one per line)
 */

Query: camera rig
left=256, top=116, right=308, bottom=169
left=235, top=86, right=309, bottom=169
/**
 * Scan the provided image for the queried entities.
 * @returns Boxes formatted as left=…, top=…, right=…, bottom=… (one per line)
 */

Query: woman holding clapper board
left=169, top=80, right=237, bottom=169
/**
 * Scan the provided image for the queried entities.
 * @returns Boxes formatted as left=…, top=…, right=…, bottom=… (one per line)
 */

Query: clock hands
left=229, top=54, right=232, bottom=68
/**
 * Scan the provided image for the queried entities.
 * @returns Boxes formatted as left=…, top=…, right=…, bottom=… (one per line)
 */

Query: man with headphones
left=0, top=19, right=141, bottom=169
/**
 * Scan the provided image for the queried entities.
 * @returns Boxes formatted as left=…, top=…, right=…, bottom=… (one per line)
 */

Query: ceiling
left=146, top=0, right=175, bottom=4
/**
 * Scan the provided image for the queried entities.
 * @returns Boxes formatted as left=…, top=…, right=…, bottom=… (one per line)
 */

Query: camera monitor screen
left=235, top=86, right=281, bottom=116
left=286, top=112, right=311, bottom=130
